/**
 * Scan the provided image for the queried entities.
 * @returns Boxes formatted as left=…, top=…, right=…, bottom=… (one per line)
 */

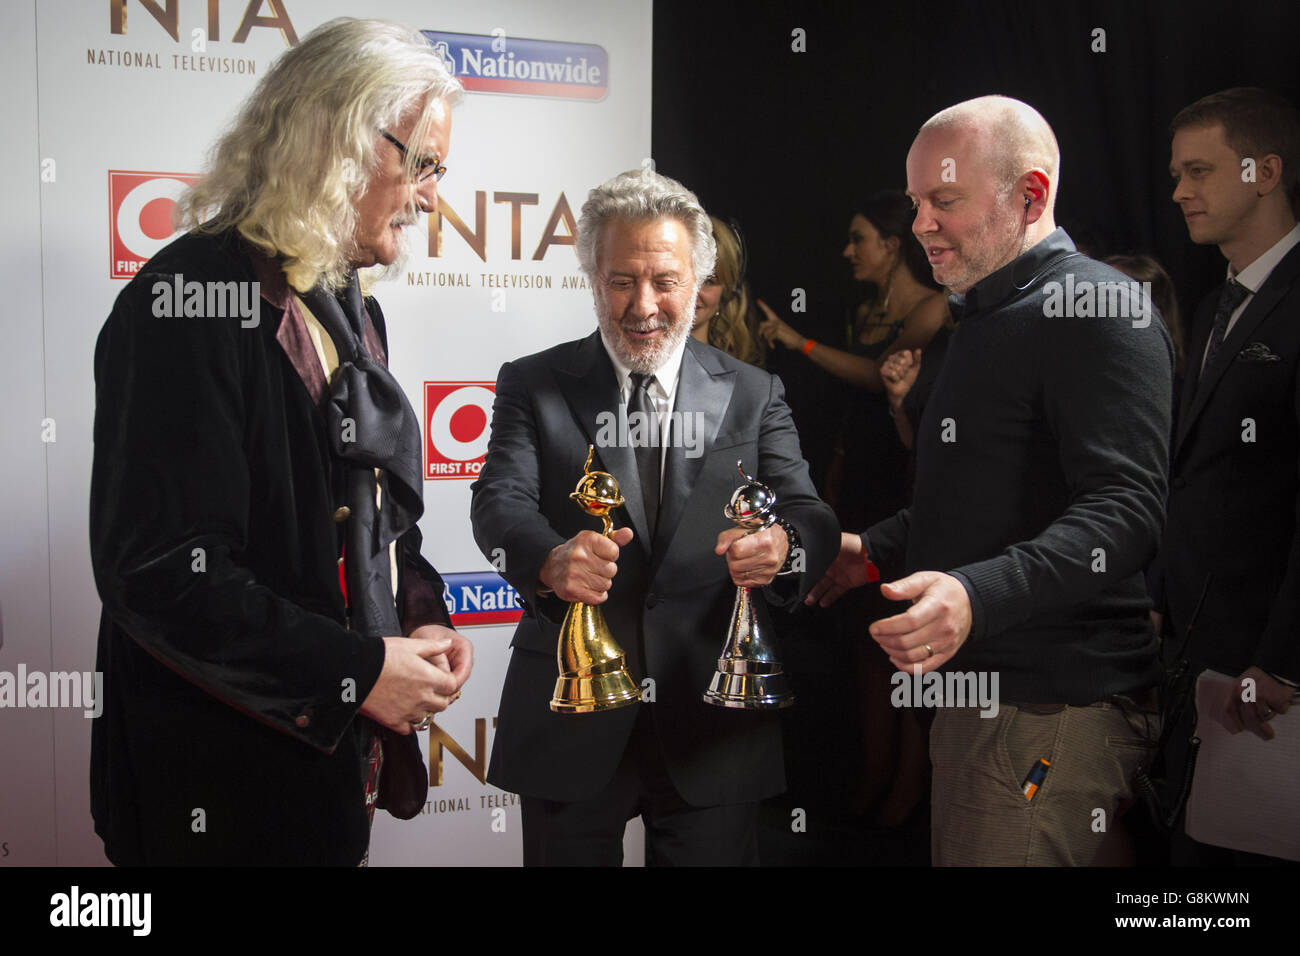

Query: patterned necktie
left=629, top=372, right=660, bottom=537
left=1199, top=277, right=1251, bottom=385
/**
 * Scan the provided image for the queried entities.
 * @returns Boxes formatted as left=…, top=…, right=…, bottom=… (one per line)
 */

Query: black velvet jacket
left=89, top=229, right=448, bottom=865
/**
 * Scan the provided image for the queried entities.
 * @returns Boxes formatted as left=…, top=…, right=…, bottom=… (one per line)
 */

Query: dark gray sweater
left=865, top=229, right=1172, bottom=704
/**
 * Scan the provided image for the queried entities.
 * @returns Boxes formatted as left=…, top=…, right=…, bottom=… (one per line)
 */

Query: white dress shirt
left=599, top=328, right=690, bottom=496
left=1201, top=223, right=1300, bottom=373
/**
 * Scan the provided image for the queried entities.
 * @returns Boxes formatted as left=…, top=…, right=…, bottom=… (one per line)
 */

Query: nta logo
left=109, top=0, right=299, bottom=45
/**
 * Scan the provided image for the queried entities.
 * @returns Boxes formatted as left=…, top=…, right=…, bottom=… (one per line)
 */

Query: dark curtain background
left=654, top=0, right=1299, bottom=477
left=650, top=0, right=1300, bottom=863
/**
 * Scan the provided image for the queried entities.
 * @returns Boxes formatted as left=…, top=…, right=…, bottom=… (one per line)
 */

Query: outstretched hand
left=756, top=299, right=806, bottom=350
left=805, top=532, right=869, bottom=607
left=868, top=571, right=972, bottom=674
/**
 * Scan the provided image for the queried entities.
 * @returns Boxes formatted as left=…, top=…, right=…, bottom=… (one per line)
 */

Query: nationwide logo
left=109, top=170, right=200, bottom=279
left=422, top=31, right=607, bottom=101
left=425, top=381, right=495, bottom=480
left=442, top=571, right=523, bottom=627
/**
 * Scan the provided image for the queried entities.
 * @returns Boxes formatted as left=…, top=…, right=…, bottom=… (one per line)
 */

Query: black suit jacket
left=1150, top=240, right=1300, bottom=682
left=470, top=332, right=838, bottom=806
left=89, top=229, right=448, bottom=865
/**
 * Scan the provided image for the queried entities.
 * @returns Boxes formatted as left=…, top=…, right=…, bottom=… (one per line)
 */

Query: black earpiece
left=1024, top=195, right=1031, bottom=210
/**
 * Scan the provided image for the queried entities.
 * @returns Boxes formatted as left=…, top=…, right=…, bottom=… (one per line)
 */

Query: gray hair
left=178, top=18, right=463, bottom=292
left=576, top=168, right=717, bottom=284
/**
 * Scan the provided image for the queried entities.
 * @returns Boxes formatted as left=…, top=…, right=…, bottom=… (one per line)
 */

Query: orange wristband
left=801, top=338, right=817, bottom=356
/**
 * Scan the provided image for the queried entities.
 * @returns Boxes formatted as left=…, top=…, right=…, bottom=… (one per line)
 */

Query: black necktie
left=629, top=372, right=659, bottom=537
left=1199, top=277, right=1250, bottom=386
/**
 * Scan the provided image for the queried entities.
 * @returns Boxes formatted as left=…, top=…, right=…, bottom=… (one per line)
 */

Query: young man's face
left=906, top=126, right=1025, bottom=294
left=593, top=216, right=696, bottom=374
left=1170, top=122, right=1257, bottom=249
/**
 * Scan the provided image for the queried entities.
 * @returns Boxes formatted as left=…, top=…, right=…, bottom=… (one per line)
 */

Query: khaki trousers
left=930, top=701, right=1157, bottom=866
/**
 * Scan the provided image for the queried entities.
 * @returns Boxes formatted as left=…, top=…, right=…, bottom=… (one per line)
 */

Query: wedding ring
left=924, top=643, right=934, bottom=659
left=1259, top=705, right=1275, bottom=720
left=412, top=712, right=433, bottom=731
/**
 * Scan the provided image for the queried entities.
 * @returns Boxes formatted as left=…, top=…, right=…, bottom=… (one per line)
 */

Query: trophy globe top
left=724, top=460, right=776, bottom=530
left=571, top=470, right=624, bottom=516
left=568, top=446, right=625, bottom=525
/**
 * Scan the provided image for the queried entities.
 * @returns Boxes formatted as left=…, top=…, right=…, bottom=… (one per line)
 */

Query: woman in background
left=756, top=191, right=947, bottom=392
left=757, top=190, right=947, bottom=528
left=694, top=215, right=765, bottom=366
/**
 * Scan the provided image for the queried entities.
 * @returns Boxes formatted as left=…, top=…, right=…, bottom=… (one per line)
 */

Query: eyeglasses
left=379, top=130, right=446, bottom=184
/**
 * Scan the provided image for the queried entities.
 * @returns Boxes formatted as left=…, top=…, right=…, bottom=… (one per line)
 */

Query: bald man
left=808, top=96, right=1173, bottom=865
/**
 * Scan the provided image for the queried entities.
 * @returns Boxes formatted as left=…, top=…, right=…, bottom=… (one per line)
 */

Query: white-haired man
left=90, top=18, right=471, bottom=865
left=471, top=169, right=839, bottom=865
left=809, top=96, right=1173, bottom=865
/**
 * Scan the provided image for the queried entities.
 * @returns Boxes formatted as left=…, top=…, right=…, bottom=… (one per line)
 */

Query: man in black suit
left=1153, top=87, right=1300, bottom=863
left=470, top=169, right=838, bottom=865
left=90, top=20, right=471, bottom=865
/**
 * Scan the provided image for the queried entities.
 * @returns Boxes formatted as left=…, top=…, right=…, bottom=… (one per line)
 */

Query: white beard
left=594, top=285, right=695, bottom=374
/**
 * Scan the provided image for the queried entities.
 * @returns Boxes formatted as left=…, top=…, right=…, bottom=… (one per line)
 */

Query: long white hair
left=178, top=18, right=462, bottom=291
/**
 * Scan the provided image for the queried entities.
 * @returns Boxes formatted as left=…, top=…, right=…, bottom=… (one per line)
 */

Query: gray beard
left=603, top=314, right=691, bottom=374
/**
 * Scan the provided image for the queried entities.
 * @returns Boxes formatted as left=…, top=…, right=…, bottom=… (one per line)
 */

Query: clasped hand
left=360, top=624, right=473, bottom=734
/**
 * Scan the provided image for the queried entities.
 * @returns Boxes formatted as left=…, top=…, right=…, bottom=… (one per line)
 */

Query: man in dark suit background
left=470, top=169, right=838, bottom=865
left=1154, top=87, right=1300, bottom=864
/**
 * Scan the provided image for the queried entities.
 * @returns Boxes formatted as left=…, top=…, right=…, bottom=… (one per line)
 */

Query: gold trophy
left=703, top=461, right=795, bottom=709
left=550, top=445, right=642, bottom=714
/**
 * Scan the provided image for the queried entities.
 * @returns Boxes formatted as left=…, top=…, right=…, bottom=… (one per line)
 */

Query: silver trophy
left=702, top=461, right=795, bottom=709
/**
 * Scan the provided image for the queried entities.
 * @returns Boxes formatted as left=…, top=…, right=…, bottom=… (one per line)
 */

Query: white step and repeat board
left=0, top=0, right=651, bottom=866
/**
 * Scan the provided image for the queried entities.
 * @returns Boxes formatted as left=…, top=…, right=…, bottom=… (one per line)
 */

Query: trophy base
left=703, top=665, right=795, bottom=710
left=550, top=662, right=641, bottom=714
left=550, top=599, right=642, bottom=714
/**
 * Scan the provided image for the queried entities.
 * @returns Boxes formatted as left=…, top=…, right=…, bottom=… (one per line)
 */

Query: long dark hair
left=854, top=190, right=940, bottom=291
